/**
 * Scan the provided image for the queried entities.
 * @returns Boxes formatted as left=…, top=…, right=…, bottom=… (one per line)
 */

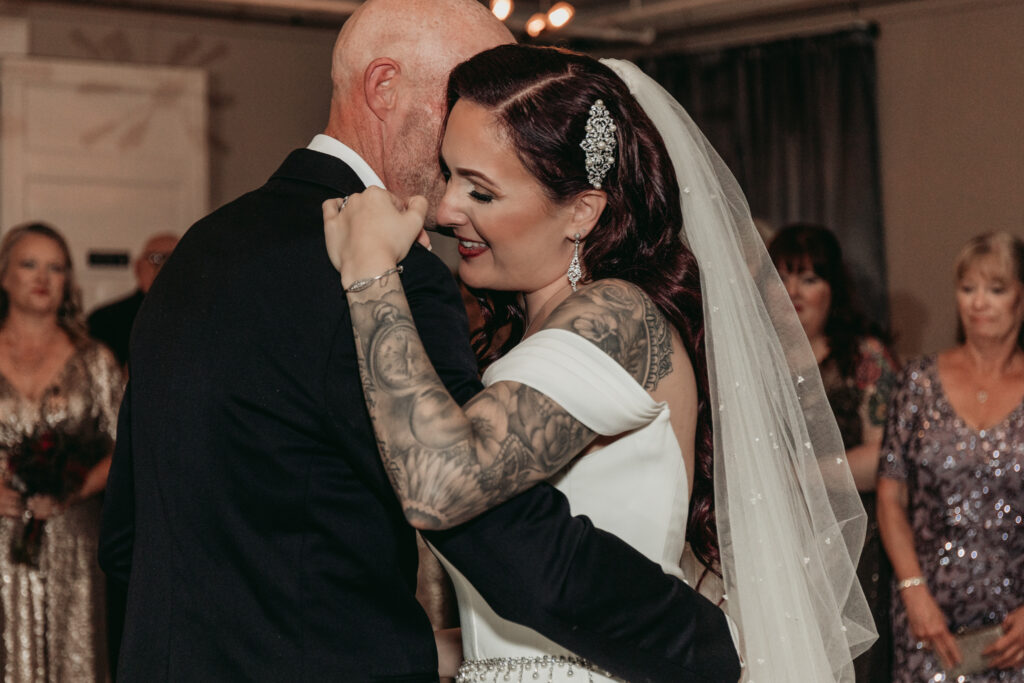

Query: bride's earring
left=567, top=233, right=583, bottom=292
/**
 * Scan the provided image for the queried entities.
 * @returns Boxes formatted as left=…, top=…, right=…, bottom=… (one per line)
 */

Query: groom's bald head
left=324, top=0, right=513, bottom=208
left=332, top=0, right=512, bottom=96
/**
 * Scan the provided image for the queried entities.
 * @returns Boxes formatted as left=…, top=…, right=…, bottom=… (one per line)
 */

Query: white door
left=0, top=56, right=208, bottom=310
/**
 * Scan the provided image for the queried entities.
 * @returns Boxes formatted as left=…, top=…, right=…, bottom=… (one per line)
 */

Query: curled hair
left=952, top=230, right=1024, bottom=349
left=768, top=224, right=886, bottom=378
left=445, top=44, right=718, bottom=571
left=0, top=222, right=87, bottom=341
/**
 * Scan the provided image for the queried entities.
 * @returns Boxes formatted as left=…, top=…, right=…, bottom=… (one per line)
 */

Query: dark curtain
left=641, top=27, right=888, bottom=328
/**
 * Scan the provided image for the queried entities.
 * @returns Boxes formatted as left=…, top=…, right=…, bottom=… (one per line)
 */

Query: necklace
left=968, top=349, right=1024, bottom=404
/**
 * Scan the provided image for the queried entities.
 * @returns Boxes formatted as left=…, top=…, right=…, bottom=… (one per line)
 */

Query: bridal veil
left=602, top=58, right=877, bottom=682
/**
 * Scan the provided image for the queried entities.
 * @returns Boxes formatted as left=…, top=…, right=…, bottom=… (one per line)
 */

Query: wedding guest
left=0, top=222, right=123, bottom=682
left=878, top=231, right=1024, bottom=682
left=88, top=232, right=179, bottom=366
left=769, top=223, right=899, bottom=681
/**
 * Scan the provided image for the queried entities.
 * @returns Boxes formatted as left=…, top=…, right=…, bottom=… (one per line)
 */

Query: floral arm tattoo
left=347, top=278, right=674, bottom=530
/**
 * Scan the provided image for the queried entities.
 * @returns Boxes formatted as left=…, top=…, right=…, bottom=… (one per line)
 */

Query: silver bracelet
left=897, top=576, right=926, bottom=591
left=344, top=265, right=403, bottom=293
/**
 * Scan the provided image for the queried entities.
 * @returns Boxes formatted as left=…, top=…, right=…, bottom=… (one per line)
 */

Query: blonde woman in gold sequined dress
left=0, top=223, right=122, bottom=682
left=879, top=231, right=1024, bottom=682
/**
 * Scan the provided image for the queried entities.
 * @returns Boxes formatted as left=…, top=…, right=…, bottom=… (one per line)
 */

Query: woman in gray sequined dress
left=879, top=231, right=1024, bottom=682
left=0, top=223, right=123, bottom=682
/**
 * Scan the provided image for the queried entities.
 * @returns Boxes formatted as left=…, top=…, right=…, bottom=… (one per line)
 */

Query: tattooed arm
left=348, top=276, right=673, bottom=530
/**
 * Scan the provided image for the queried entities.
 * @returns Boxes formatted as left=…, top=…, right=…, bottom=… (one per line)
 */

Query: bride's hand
left=322, top=188, right=431, bottom=289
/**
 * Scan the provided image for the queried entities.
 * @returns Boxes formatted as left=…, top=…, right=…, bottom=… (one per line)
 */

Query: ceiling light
left=525, top=12, right=547, bottom=37
left=546, top=2, right=575, bottom=29
left=489, top=0, right=513, bottom=22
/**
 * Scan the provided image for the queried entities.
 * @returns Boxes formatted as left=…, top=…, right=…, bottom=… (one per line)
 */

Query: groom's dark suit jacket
left=99, top=149, right=739, bottom=682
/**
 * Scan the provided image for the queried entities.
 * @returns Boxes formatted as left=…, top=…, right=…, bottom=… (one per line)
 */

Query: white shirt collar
left=307, top=134, right=385, bottom=190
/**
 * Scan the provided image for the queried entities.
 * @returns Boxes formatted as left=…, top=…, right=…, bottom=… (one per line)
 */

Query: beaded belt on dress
left=455, top=655, right=610, bottom=682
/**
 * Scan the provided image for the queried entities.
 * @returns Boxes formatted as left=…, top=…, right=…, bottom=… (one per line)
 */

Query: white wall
left=875, top=0, right=1024, bottom=358
left=22, top=2, right=338, bottom=210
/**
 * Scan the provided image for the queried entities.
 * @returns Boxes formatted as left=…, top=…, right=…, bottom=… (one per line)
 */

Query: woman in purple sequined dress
left=879, top=231, right=1024, bottom=682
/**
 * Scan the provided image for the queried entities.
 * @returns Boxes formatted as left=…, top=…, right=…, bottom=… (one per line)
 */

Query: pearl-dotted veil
left=602, top=58, right=878, bottom=682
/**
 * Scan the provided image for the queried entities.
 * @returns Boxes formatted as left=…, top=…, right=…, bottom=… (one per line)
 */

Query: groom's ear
left=364, top=58, right=400, bottom=120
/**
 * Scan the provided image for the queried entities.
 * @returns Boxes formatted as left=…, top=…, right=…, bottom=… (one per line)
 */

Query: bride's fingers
left=404, top=196, right=429, bottom=225
left=322, top=197, right=342, bottom=221
left=322, top=197, right=351, bottom=272
left=389, top=191, right=406, bottom=212
left=358, top=186, right=400, bottom=210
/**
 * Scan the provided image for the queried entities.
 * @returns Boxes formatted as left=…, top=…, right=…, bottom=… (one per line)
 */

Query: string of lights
left=489, top=1, right=576, bottom=38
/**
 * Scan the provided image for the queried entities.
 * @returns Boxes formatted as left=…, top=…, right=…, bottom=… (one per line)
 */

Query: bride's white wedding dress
left=436, top=328, right=701, bottom=683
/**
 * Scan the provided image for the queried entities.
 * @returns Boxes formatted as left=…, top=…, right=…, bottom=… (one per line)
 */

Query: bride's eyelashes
left=440, top=156, right=497, bottom=203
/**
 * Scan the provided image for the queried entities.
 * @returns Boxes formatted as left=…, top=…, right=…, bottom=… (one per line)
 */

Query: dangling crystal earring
left=567, top=233, right=583, bottom=292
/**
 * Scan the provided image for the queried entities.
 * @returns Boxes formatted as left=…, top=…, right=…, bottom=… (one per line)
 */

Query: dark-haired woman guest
left=879, top=231, right=1024, bottom=682
left=323, top=45, right=874, bottom=682
left=769, top=223, right=899, bottom=682
left=0, top=222, right=122, bottom=682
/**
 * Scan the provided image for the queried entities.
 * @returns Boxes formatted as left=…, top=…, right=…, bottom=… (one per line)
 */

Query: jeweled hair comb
left=579, top=99, right=617, bottom=189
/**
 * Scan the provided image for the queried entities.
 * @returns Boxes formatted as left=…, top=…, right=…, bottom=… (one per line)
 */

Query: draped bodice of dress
left=435, top=329, right=692, bottom=683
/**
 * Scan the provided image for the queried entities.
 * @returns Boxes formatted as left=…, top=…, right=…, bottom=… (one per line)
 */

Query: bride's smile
left=455, top=236, right=488, bottom=258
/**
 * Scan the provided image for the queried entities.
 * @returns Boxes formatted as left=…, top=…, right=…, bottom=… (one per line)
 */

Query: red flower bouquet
left=4, top=418, right=111, bottom=568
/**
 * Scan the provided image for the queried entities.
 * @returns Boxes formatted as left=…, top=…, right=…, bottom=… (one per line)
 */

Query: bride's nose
left=435, top=182, right=466, bottom=231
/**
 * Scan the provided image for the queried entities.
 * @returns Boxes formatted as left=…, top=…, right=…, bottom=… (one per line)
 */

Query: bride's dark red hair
left=444, top=44, right=718, bottom=572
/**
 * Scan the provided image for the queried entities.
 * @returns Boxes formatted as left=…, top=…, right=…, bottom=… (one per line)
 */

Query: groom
left=98, top=1, right=739, bottom=681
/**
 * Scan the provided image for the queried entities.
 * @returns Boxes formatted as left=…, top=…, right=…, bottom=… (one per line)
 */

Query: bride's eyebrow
left=439, top=152, right=500, bottom=189
left=457, top=168, right=498, bottom=188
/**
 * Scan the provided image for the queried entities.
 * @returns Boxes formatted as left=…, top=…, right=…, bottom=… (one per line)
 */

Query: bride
left=323, top=44, right=875, bottom=682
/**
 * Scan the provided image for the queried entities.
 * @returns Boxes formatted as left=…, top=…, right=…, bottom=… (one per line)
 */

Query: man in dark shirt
left=87, top=233, right=178, bottom=366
